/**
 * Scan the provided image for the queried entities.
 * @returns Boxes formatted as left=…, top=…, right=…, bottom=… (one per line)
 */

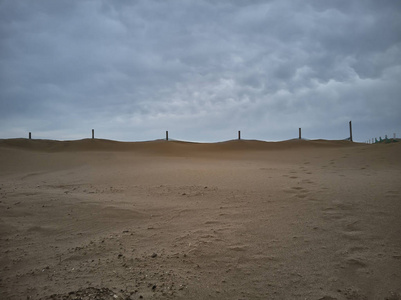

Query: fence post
left=29, top=132, right=31, bottom=140
left=349, top=121, right=353, bottom=142
left=166, top=131, right=168, bottom=141
left=238, top=131, right=241, bottom=140
left=92, top=129, right=94, bottom=139
left=299, top=128, right=301, bottom=139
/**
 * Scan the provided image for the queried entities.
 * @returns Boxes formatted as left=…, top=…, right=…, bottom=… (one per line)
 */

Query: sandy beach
left=0, top=138, right=400, bottom=300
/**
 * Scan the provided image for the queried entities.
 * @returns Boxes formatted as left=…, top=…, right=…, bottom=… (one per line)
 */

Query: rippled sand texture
left=0, top=139, right=400, bottom=299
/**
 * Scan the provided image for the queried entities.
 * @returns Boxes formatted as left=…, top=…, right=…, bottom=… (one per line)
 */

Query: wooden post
left=349, top=121, right=353, bottom=142
left=299, top=128, right=301, bottom=139
left=92, top=129, right=94, bottom=139
left=166, top=131, right=168, bottom=141
left=238, top=131, right=241, bottom=140
left=29, top=132, right=31, bottom=140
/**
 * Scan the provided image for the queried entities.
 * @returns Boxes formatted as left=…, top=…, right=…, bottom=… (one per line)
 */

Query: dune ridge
left=0, top=138, right=359, bottom=154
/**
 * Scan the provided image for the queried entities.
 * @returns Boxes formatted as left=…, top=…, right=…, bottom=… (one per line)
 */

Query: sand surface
left=0, top=139, right=400, bottom=299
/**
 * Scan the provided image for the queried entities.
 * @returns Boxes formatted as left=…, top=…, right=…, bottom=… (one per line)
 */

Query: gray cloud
left=1, top=0, right=400, bottom=142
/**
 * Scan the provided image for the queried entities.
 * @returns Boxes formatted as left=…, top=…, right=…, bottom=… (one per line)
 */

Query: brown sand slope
left=0, top=138, right=357, bottom=155
left=0, top=139, right=400, bottom=299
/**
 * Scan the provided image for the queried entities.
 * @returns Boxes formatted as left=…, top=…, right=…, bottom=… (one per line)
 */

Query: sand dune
left=0, top=138, right=357, bottom=153
left=0, top=139, right=400, bottom=299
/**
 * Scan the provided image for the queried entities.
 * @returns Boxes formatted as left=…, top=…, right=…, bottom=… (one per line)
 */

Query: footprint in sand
left=322, top=207, right=343, bottom=220
left=228, top=245, right=248, bottom=251
left=343, top=220, right=361, bottom=232
left=345, top=257, right=367, bottom=269
left=283, top=186, right=309, bottom=199
left=283, top=187, right=302, bottom=193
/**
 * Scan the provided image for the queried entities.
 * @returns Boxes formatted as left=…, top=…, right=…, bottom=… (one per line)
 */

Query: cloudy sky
left=1, top=0, right=400, bottom=142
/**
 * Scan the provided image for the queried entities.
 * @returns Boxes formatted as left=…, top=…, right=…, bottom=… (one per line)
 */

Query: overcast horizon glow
left=1, top=0, right=400, bottom=143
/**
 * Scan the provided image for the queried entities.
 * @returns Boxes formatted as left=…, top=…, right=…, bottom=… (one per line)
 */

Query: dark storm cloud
left=1, top=0, right=400, bottom=141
